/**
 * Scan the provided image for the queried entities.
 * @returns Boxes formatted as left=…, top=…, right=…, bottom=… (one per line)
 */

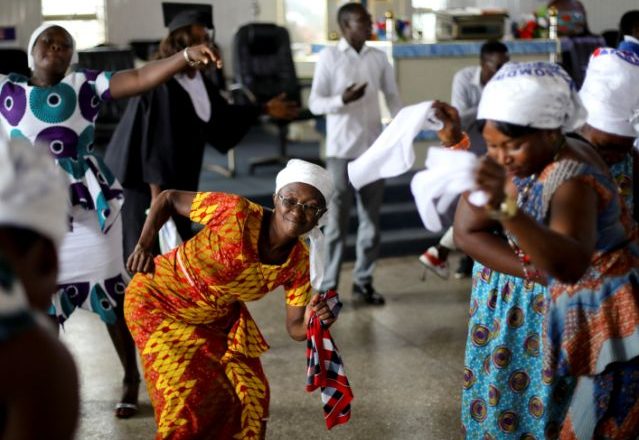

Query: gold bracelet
left=183, top=48, right=200, bottom=67
left=487, top=195, right=518, bottom=220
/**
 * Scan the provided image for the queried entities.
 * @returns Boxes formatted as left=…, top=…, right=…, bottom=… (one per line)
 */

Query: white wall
left=0, top=0, right=42, bottom=48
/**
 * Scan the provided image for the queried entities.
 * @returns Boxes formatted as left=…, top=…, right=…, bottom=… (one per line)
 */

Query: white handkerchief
left=348, top=101, right=443, bottom=190
left=411, top=147, right=487, bottom=232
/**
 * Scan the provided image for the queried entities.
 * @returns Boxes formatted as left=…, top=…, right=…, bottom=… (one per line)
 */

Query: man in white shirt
left=419, top=40, right=509, bottom=280
left=619, top=10, right=639, bottom=56
left=309, top=2, right=401, bottom=305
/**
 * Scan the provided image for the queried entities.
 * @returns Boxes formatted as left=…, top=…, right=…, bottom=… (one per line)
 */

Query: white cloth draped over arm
left=347, top=101, right=443, bottom=189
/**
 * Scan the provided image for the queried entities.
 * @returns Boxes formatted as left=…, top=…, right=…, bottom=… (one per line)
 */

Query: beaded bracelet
left=507, top=237, right=541, bottom=281
left=447, top=132, right=471, bottom=151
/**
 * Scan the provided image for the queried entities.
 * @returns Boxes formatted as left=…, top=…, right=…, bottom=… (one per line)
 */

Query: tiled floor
left=62, top=255, right=471, bottom=440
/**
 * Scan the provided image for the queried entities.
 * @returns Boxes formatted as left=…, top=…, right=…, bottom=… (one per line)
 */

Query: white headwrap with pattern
left=478, top=61, right=587, bottom=132
left=579, top=48, right=639, bottom=138
left=0, top=132, right=69, bottom=245
left=276, top=159, right=334, bottom=291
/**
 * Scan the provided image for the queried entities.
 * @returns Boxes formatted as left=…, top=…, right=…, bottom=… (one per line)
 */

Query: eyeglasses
left=275, top=193, right=326, bottom=218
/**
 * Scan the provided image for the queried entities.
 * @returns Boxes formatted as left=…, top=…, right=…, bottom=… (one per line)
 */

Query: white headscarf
left=275, top=159, right=334, bottom=291
left=27, top=23, right=79, bottom=71
left=579, top=48, right=639, bottom=138
left=477, top=61, right=587, bottom=132
left=0, top=132, right=69, bottom=245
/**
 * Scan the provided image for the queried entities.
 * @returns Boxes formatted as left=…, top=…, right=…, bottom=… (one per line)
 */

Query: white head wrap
left=0, top=132, right=69, bottom=245
left=579, top=48, right=639, bottom=138
left=27, top=23, right=79, bottom=71
left=477, top=61, right=587, bottom=132
left=275, top=159, right=334, bottom=291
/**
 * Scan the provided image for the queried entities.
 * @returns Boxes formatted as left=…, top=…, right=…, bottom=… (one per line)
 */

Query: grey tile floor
left=61, top=255, right=471, bottom=440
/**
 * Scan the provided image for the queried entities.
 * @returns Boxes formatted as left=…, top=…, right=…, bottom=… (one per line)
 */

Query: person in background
left=0, top=134, right=78, bottom=439
left=0, top=22, right=219, bottom=419
left=419, top=40, right=509, bottom=280
left=106, top=2, right=299, bottom=260
left=578, top=47, right=639, bottom=222
left=547, top=0, right=590, bottom=36
left=309, top=2, right=401, bottom=304
left=618, top=10, right=639, bottom=56
left=125, top=159, right=336, bottom=439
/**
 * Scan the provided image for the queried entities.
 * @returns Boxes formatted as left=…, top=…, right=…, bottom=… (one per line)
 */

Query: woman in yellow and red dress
left=125, top=159, right=336, bottom=439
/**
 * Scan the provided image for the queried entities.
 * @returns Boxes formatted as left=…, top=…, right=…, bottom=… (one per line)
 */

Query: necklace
left=553, top=135, right=567, bottom=161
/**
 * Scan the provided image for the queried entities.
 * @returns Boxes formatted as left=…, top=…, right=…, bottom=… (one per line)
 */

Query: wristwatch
left=488, top=195, right=518, bottom=220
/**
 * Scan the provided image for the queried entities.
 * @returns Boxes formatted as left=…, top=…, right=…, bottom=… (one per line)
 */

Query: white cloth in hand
left=348, top=101, right=443, bottom=190
left=411, top=147, right=488, bottom=232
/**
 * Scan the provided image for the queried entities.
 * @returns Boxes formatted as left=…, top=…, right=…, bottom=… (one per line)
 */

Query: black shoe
left=352, top=283, right=386, bottom=305
left=454, top=255, right=474, bottom=280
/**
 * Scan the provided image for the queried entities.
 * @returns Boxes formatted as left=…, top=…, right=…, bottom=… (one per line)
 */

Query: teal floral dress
left=0, top=71, right=128, bottom=325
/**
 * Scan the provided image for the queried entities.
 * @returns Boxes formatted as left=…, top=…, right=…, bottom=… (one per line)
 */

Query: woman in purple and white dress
left=0, top=23, right=219, bottom=418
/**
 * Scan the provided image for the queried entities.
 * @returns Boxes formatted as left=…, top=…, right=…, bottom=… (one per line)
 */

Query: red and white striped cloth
left=305, top=289, right=353, bottom=429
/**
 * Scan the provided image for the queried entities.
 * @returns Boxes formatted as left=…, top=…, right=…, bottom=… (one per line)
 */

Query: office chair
left=77, top=47, right=135, bottom=146
left=0, top=48, right=29, bottom=76
left=232, top=23, right=317, bottom=174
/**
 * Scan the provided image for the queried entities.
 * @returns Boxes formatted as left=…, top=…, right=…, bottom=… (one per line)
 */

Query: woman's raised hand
left=475, top=155, right=507, bottom=210
left=265, top=93, right=300, bottom=120
left=432, top=100, right=463, bottom=147
left=185, top=44, right=223, bottom=69
left=126, top=243, right=156, bottom=274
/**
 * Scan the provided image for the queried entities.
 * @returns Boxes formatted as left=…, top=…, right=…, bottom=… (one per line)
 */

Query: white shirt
left=174, top=71, right=211, bottom=122
left=309, top=38, right=402, bottom=159
left=451, top=65, right=486, bottom=155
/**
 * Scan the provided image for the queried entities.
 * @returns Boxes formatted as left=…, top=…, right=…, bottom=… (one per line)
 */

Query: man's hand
left=264, top=93, right=300, bottom=120
left=342, top=83, right=367, bottom=104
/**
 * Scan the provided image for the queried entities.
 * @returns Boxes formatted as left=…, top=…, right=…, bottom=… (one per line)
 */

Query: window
left=42, top=0, right=106, bottom=50
left=284, top=0, right=327, bottom=44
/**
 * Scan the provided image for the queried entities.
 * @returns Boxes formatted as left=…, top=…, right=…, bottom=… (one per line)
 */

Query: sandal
left=115, top=402, right=138, bottom=419
left=115, top=378, right=140, bottom=419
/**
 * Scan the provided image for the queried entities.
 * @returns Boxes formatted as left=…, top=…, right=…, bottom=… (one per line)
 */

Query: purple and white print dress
left=0, top=70, right=128, bottom=325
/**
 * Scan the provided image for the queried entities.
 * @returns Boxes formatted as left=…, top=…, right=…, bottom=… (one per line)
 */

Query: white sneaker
left=418, top=247, right=450, bottom=279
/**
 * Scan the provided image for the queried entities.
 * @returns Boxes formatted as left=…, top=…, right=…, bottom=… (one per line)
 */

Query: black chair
left=0, top=48, right=29, bottom=76
left=77, top=47, right=135, bottom=146
left=232, top=23, right=317, bottom=174
left=128, top=39, right=160, bottom=61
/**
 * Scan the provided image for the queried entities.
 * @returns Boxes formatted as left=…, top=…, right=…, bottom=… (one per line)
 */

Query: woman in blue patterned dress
left=455, top=61, right=639, bottom=439
left=0, top=24, right=219, bottom=418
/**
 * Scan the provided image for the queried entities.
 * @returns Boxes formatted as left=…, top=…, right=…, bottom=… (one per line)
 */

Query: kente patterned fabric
left=125, top=192, right=312, bottom=439
left=516, top=160, right=639, bottom=439
left=305, top=289, right=352, bottom=429
left=0, top=70, right=123, bottom=233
